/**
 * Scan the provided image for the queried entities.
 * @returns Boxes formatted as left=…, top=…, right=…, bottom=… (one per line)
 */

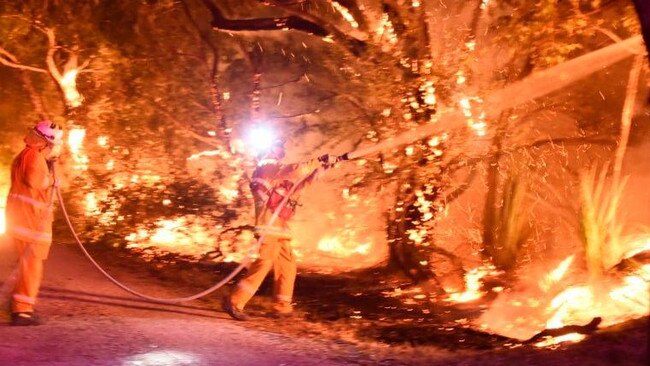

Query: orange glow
left=458, top=96, right=487, bottom=136
left=479, top=236, right=650, bottom=342
left=376, top=14, right=398, bottom=46
left=60, top=69, right=84, bottom=108
left=67, top=127, right=89, bottom=171
left=622, top=237, right=650, bottom=260
left=84, top=192, right=100, bottom=217
left=97, top=136, right=109, bottom=147
left=332, top=1, right=359, bottom=28
left=534, top=333, right=586, bottom=348
left=539, top=255, right=574, bottom=292
left=446, top=265, right=500, bottom=303
left=124, top=216, right=251, bottom=262
left=317, top=236, right=371, bottom=257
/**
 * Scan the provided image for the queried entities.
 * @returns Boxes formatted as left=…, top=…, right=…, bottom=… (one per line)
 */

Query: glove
left=46, top=158, right=57, bottom=172
left=318, top=154, right=338, bottom=169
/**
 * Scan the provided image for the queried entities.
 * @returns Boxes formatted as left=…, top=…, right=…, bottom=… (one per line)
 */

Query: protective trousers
left=230, top=236, right=296, bottom=312
left=12, top=239, right=51, bottom=313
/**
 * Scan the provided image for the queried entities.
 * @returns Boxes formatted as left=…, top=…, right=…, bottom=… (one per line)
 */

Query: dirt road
left=0, top=238, right=373, bottom=366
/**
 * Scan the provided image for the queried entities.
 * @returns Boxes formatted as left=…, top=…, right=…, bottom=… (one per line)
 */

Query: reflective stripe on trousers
left=12, top=239, right=50, bottom=313
left=230, top=237, right=296, bottom=310
left=10, top=226, right=52, bottom=245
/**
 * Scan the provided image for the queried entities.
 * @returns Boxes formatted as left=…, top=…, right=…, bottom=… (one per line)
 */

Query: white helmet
left=33, top=120, right=64, bottom=145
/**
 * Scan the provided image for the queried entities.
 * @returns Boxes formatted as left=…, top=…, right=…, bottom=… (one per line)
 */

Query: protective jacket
left=250, top=158, right=322, bottom=238
left=6, top=142, right=55, bottom=246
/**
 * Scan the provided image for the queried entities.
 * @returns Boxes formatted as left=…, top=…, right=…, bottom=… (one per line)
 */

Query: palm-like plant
left=579, top=165, right=627, bottom=283
left=485, top=176, right=531, bottom=272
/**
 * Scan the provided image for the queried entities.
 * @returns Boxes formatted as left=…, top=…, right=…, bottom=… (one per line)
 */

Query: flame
left=125, top=216, right=252, bottom=262
left=67, top=127, right=89, bottom=171
left=85, top=192, right=100, bottom=217
left=60, top=69, right=84, bottom=108
left=539, top=255, right=574, bottom=292
left=622, top=237, right=650, bottom=260
left=458, top=97, right=487, bottom=136
left=534, top=333, right=586, bottom=348
left=479, top=237, right=650, bottom=342
left=332, top=1, right=359, bottom=28
left=376, top=13, right=398, bottom=46
left=187, top=149, right=230, bottom=161
left=97, top=136, right=109, bottom=147
left=187, top=147, right=242, bottom=202
left=456, top=70, right=467, bottom=84
left=317, top=236, right=371, bottom=257
left=446, top=265, right=499, bottom=303
left=420, top=80, right=437, bottom=106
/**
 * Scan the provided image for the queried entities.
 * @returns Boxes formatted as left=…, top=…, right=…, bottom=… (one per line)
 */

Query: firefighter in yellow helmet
left=6, top=120, right=63, bottom=326
left=223, top=136, right=346, bottom=320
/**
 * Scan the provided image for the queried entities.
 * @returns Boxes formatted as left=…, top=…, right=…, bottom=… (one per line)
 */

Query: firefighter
left=222, top=137, right=344, bottom=320
left=6, top=120, right=63, bottom=326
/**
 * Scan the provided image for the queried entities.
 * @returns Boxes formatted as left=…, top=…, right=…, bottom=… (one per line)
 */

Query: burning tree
left=1, top=0, right=649, bottom=348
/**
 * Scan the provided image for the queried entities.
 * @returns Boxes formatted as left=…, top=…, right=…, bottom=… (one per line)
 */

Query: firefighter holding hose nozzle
left=5, top=121, right=63, bottom=326
left=223, top=133, right=347, bottom=321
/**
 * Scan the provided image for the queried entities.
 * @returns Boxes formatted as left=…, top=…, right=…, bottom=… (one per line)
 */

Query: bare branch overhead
left=199, top=0, right=366, bottom=55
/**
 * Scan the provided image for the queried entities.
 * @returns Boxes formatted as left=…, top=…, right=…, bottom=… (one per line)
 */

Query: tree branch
left=180, top=0, right=230, bottom=139
left=200, top=0, right=366, bottom=55
left=0, top=46, right=48, bottom=73
left=444, top=165, right=478, bottom=204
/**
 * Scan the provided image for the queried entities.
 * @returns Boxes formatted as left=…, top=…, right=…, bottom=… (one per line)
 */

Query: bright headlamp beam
left=247, top=126, right=276, bottom=153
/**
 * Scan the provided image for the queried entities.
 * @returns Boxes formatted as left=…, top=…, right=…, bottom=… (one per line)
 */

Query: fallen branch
left=524, top=317, right=602, bottom=344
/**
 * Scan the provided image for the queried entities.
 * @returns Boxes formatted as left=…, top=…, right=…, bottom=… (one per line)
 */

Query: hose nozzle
left=337, top=153, right=349, bottom=162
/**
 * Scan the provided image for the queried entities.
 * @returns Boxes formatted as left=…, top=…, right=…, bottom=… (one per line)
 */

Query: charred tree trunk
left=632, top=0, right=650, bottom=64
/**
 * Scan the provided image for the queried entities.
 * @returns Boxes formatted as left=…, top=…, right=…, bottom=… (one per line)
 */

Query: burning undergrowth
left=60, top=127, right=389, bottom=272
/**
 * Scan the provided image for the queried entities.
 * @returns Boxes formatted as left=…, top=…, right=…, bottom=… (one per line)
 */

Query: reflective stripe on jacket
left=5, top=146, right=55, bottom=246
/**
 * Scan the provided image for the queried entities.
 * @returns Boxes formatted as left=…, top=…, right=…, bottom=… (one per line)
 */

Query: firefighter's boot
left=222, top=296, right=249, bottom=321
left=269, top=300, right=294, bottom=318
left=11, top=312, right=42, bottom=326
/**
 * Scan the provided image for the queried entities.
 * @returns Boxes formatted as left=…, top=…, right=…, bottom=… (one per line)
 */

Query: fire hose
left=53, top=154, right=350, bottom=304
